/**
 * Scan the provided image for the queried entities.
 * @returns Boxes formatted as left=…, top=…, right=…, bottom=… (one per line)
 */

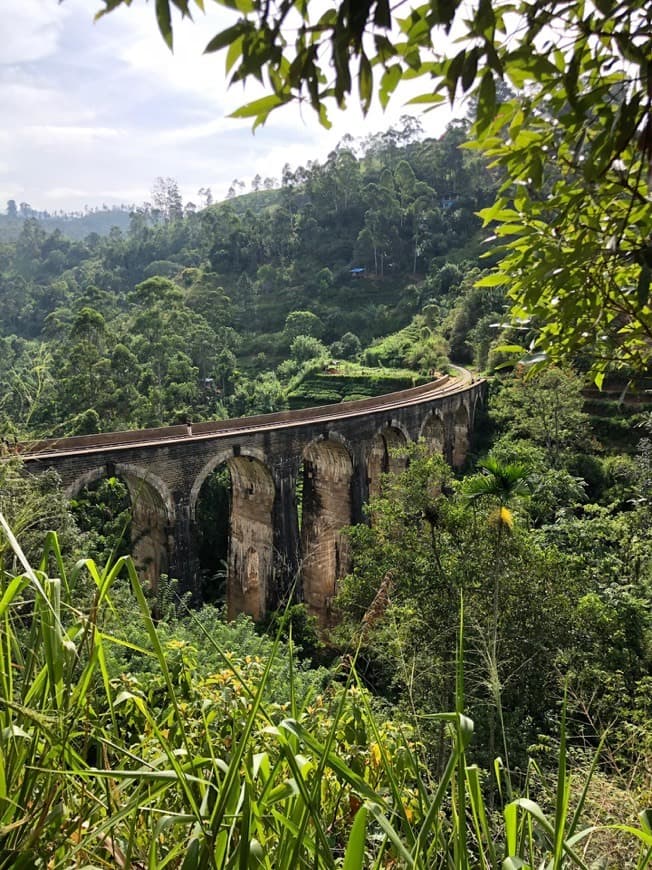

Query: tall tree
left=151, top=176, right=184, bottom=222
left=490, top=367, right=591, bottom=464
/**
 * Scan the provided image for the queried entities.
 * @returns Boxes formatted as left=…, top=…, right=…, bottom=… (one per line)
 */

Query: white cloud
left=1, top=0, right=71, bottom=65
left=25, top=125, right=122, bottom=146
left=114, top=3, right=242, bottom=106
left=0, top=77, right=95, bottom=126
left=42, top=186, right=92, bottom=201
left=97, top=186, right=151, bottom=202
left=154, top=118, right=243, bottom=146
left=1, top=0, right=462, bottom=212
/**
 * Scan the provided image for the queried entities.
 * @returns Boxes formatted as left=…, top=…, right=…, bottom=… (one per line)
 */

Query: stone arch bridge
left=20, top=375, right=484, bottom=625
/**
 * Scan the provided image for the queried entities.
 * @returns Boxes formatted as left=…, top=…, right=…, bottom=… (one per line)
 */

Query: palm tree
left=461, top=456, right=531, bottom=529
left=461, top=456, right=532, bottom=791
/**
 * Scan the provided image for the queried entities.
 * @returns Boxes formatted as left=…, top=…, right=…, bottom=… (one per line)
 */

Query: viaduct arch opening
left=194, top=465, right=231, bottom=604
left=193, top=453, right=275, bottom=621
left=420, top=411, right=445, bottom=456
left=300, top=437, right=353, bottom=626
left=68, top=466, right=172, bottom=587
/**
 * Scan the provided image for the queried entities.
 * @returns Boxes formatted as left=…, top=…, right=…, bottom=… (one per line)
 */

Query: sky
left=1, top=0, right=460, bottom=213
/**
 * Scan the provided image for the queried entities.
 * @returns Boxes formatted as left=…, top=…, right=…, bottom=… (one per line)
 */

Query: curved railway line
left=18, top=370, right=478, bottom=461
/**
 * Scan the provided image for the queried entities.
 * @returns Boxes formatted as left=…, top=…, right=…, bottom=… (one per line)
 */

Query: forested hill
left=0, top=204, right=134, bottom=242
left=0, top=120, right=503, bottom=439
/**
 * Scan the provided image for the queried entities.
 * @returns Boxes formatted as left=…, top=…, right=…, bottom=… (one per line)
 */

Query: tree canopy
left=97, top=0, right=652, bottom=379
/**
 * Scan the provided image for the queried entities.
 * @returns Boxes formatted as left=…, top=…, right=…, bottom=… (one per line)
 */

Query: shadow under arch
left=66, top=463, right=174, bottom=587
left=300, top=437, right=353, bottom=627
left=192, top=450, right=275, bottom=621
left=452, top=404, right=470, bottom=468
left=472, top=392, right=485, bottom=429
left=367, top=425, right=409, bottom=502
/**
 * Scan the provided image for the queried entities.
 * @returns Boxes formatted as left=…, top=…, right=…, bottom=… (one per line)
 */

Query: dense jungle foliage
left=1, top=118, right=651, bottom=865
left=0, top=119, right=509, bottom=439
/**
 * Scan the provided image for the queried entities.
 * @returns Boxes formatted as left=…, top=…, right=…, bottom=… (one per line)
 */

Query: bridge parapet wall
left=21, top=375, right=453, bottom=456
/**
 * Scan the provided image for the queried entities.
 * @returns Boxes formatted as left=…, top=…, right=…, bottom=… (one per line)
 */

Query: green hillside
left=286, top=362, right=431, bottom=409
left=0, top=120, right=500, bottom=438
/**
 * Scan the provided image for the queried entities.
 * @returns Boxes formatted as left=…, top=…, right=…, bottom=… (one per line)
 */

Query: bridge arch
left=192, top=450, right=275, bottom=621
left=420, top=410, right=446, bottom=455
left=300, top=436, right=354, bottom=626
left=67, top=463, right=174, bottom=587
left=367, top=424, right=409, bottom=501
left=190, top=446, right=269, bottom=516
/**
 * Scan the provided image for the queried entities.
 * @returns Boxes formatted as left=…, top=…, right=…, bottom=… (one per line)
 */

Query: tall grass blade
left=503, top=800, right=518, bottom=858
left=552, top=690, right=570, bottom=869
left=368, top=802, right=415, bottom=867
left=37, top=530, right=69, bottom=597
left=343, top=804, right=368, bottom=870
left=352, top=668, right=418, bottom=850
left=567, top=729, right=607, bottom=840
left=0, top=510, right=61, bottom=628
left=411, top=712, right=472, bottom=861
left=0, top=575, right=30, bottom=619
left=466, top=765, right=495, bottom=868
left=455, top=591, right=468, bottom=870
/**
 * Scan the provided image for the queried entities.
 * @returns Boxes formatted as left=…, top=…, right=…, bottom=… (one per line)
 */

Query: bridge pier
left=300, top=437, right=354, bottom=627
left=226, top=456, right=275, bottom=621
left=367, top=426, right=410, bottom=502
left=351, top=442, right=367, bottom=526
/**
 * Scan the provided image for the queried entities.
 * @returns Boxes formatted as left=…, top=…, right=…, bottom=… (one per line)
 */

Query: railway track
left=17, top=370, right=480, bottom=461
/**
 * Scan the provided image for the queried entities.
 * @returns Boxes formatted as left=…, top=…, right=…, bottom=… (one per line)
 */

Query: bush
left=289, top=334, right=328, bottom=362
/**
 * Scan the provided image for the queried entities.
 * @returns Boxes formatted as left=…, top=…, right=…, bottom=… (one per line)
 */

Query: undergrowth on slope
left=0, top=515, right=650, bottom=868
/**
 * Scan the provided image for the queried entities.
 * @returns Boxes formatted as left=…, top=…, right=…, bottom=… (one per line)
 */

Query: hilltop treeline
left=0, top=119, right=505, bottom=438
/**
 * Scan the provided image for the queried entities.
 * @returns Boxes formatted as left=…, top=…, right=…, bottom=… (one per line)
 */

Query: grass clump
left=1, top=516, right=651, bottom=868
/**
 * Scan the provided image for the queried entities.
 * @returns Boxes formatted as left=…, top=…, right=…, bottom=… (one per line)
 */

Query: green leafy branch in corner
left=95, top=0, right=651, bottom=380
left=472, top=24, right=652, bottom=381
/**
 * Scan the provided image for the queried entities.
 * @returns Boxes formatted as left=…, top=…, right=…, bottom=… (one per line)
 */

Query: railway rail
left=16, top=370, right=479, bottom=461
